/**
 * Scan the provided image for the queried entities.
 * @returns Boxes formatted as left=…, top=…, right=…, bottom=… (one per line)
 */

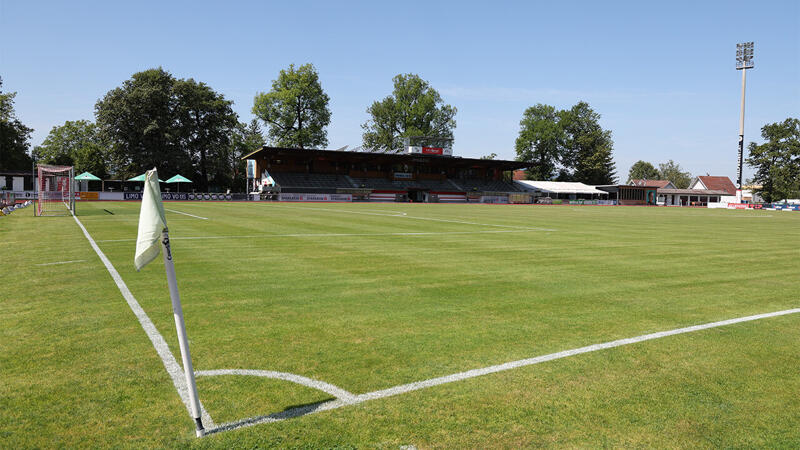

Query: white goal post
left=36, top=164, right=75, bottom=216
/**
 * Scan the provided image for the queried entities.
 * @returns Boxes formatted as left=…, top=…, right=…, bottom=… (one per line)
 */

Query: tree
left=0, top=77, right=34, bottom=171
left=627, top=160, right=660, bottom=182
left=657, top=160, right=691, bottom=188
left=34, top=120, right=110, bottom=178
left=96, top=68, right=239, bottom=191
left=515, top=104, right=564, bottom=180
left=480, top=153, right=497, bottom=160
left=253, top=64, right=330, bottom=149
left=746, top=118, right=800, bottom=203
left=95, top=68, right=185, bottom=179
left=229, top=119, right=265, bottom=191
left=174, top=78, right=238, bottom=191
left=362, top=73, right=457, bottom=152
left=560, top=102, right=616, bottom=184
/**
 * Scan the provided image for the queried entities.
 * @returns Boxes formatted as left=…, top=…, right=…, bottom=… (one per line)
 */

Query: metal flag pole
left=160, top=229, right=205, bottom=437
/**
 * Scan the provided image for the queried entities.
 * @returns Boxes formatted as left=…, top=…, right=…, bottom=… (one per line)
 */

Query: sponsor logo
left=422, top=147, right=443, bottom=155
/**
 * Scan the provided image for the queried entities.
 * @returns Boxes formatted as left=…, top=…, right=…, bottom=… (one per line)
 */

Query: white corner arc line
left=72, top=214, right=215, bottom=429
left=196, top=369, right=356, bottom=402
left=206, top=307, right=800, bottom=435
left=165, top=208, right=208, bottom=220
left=35, top=259, right=86, bottom=266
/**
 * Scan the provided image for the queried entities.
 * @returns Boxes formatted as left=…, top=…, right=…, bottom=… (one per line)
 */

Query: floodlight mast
left=735, top=41, right=754, bottom=202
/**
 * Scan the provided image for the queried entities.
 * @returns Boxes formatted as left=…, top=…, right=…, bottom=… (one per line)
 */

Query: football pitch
left=2, top=201, right=799, bottom=447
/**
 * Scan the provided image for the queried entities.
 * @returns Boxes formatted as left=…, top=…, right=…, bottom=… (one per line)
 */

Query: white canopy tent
left=513, top=180, right=608, bottom=199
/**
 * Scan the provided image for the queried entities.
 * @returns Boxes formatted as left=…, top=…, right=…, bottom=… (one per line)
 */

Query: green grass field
left=2, top=201, right=799, bottom=448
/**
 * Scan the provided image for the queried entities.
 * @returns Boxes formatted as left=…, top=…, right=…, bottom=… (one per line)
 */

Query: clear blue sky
left=2, top=0, right=798, bottom=181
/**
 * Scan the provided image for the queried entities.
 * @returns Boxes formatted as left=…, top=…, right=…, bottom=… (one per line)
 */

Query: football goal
left=37, top=164, right=75, bottom=216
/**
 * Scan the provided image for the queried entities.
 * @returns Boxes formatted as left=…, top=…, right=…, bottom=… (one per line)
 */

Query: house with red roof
left=690, top=176, right=737, bottom=196
left=629, top=179, right=677, bottom=189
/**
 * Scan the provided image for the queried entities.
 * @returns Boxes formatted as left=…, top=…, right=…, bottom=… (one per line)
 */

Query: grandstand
left=243, top=145, right=527, bottom=202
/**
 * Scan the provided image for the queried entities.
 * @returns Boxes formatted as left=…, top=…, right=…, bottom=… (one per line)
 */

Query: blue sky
left=1, top=0, right=798, bottom=181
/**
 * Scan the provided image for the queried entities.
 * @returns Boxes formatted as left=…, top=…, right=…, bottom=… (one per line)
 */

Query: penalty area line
left=71, top=214, right=215, bottom=429
left=35, top=259, right=86, bottom=266
left=165, top=208, right=208, bottom=220
left=205, top=307, right=800, bottom=435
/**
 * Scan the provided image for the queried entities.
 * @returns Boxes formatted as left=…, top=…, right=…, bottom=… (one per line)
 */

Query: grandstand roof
left=242, top=146, right=529, bottom=170
left=514, top=180, right=608, bottom=195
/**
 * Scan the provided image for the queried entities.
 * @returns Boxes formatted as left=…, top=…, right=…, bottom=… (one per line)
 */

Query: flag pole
left=161, top=228, right=205, bottom=437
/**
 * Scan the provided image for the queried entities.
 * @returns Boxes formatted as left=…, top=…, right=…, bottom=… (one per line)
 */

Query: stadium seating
left=270, top=173, right=356, bottom=189
left=451, top=179, right=521, bottom=192
left=270, top=172, right=520, bottom=193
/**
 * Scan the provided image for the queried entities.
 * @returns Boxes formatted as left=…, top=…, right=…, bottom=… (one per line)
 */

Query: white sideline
left=205, top=307, right=800, bottom=435
left=35, top=259, right=86, bottom=266
left=72, top=215, right=215, bottom=429
left=94, top=228, right=546, bottom=243
left=165, top=208, right=208, bottom=220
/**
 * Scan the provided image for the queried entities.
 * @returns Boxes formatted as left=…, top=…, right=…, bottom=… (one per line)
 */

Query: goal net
left=37, top=164, right=75, bottom=216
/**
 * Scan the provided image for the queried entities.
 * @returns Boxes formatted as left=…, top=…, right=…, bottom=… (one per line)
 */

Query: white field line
left=71, top=214, right=215, bottom=429
left=35, top=259, right=86, bottom=266
left=165, top=208, right=208, bottom=220
left=94, top=228, right=545, bottom=243
left=196, top=369, right=356, bottom=402
left=262, top=204, right=553, bottom=231
left=205, top=307, right=800, bottom=435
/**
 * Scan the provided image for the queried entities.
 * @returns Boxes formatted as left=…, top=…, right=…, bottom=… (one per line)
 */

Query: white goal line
left=205, top=306, right=800, bottom=435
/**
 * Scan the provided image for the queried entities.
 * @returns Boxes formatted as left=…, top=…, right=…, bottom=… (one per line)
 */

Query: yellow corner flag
left=134, top=168, right=168, bottom=271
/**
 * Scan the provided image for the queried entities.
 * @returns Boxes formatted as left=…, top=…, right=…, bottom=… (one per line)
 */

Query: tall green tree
left=560, top=101, right=616, bottom=184
left=515, top=104, right=564, bottom=180
left=0, top=77, right=34, bottom=171
left=746, top=118, right=800, bottom=203
left=96, top=68, right=239, bottom=191
left=95, top=68, right=185, bottom=179
left=627, top=160, right=660, bottom=182
left=174, top=78, right=238, bottom=191
left=229, top=119, right=265, bottom=191
left=362, top=73, right=457, bottom=152
left=34, top=120, right=109, bottom=178
left=252, top=64, right=330, bottom=149
left=658, top=160, right=691, bottom=188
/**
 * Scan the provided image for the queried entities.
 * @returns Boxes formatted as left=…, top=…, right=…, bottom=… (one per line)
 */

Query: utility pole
left=735, top=42, right=754, bottom=202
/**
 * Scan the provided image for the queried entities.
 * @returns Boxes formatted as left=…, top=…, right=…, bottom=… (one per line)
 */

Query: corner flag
left=134, top=169, right=167, bottom=271
left=134, top=168, right=205, bottom=437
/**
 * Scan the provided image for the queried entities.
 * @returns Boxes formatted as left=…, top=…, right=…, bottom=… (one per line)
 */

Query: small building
left=690, top=176, right=737, bottom=202
left=595, top=185, right=657, bottom=205
left=657, top=188, right=728, bottom=206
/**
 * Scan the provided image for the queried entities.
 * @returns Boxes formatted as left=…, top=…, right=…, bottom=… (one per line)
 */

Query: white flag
left=134, top=168, right=167, bottom=271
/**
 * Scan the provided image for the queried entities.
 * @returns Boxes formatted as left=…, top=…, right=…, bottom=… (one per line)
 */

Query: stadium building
left=242, top=141, right=530, bottom=203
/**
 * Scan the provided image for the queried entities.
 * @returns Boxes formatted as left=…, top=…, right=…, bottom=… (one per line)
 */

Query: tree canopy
left=0, top=77, right=34, bottom=171
left=252, top=64, right=330, bottom=149
left=95, top=68, right=238, bottom=191
left=657, top=160, right=691, bottom=188
left=746, top=118, right=800, bottom=203
left=362, top=74, right=457, bottom=152
left=627, top=161, right=660, bottom=182
left=34, top=120, right=109, bottom=178
left=515, top=101, right=616, bottom=183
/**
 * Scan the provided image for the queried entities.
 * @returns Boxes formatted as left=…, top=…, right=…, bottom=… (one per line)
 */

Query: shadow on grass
left=205, top=397, right=338, bottom=435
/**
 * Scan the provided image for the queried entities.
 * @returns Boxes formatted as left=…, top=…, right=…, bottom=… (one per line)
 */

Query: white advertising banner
left=278, top=193, right=352, bottom=202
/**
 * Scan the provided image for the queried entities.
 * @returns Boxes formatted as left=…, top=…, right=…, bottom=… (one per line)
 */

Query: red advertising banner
left=422, top=147, right=443, bottom=155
